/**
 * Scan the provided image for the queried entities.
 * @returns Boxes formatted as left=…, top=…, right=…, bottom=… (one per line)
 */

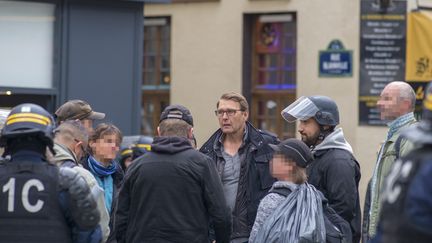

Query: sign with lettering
left=319, top=40, right=353, bottom=77
left=405, top=11, right=432, bottom=120
left=359, top=0, right=407, bottom=125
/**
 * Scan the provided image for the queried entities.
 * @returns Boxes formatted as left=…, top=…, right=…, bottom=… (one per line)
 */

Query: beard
left=300, top=130, right=320, bottom=147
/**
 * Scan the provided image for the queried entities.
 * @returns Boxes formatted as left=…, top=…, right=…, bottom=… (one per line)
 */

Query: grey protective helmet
left=281, top=95, right=339, bottom=126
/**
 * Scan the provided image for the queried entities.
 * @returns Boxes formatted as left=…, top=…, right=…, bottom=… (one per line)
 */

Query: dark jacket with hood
left=115, top=136, right=232, bottom=243
left=200, top=121, right=278, bottom=240
left=307, top=128, right=361, bottom=243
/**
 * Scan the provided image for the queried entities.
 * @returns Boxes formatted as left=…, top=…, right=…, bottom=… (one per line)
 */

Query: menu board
left=359, top=0, right=407, bottom=125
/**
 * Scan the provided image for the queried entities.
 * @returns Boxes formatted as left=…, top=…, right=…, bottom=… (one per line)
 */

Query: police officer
left=0, top=103, right=100, bottom=243
left=373, top=82, right=432, bottom=243
left=281, top=95, right=361, bottom=243
left=132, top=135, right=153, bottom=159
left=118, top=135, right=153, bottom=171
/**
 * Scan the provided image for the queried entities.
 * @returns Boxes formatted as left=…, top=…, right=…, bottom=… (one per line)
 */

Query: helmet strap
left=317, top=125, right=334, bottom=142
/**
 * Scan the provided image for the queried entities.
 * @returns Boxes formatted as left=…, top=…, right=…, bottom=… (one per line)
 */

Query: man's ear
left=88, top=140, right=96, bottom=150
left=72, top=141, right=83, bottom=154
left=188, top=127, right=194, bottom=139
left=402, top=99, right=412, bottom=112
left=244, top=110, right=249, bottom=120
left=157, top=126, right=161, bottom=136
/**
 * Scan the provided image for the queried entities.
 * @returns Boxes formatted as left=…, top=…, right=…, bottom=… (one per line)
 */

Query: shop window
left=0, top=1, right=57, bottom=111
left=142, top=17, right=170, bottom=136
left=246, top=13, right=297, bottom=139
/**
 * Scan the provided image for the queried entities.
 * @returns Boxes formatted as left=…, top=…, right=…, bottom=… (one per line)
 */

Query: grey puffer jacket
left=249, top=181, right=299, bottom=242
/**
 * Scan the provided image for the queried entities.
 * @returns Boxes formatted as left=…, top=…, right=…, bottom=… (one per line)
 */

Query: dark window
left=248, top=13, right=297, bottom=139
left=142, top=17, right=171, bottom=136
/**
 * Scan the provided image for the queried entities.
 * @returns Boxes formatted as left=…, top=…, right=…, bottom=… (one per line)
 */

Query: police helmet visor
left=281, top=96, right=319, bottom=123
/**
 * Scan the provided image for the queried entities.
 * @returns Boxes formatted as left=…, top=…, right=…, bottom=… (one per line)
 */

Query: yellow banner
left=406, top=11, right=432, bottom=82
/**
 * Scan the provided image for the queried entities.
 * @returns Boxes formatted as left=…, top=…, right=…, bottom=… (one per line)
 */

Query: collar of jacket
left=53, top=142, right=79, bottom=166
left=10, top=150, right=47, bottom=163
left=386, top=112, right=416, bottom=140
left=200, top=121, right=273, bottom=159
left=152, top=136, right=193, bottom=154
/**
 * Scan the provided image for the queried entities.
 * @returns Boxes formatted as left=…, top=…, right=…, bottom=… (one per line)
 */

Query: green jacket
left=53, top=143, right=111, bottom=242
left=366, top=118, right=417, bottom=238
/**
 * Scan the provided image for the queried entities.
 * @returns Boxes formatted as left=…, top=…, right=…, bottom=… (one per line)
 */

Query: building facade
left=143, top=0, right=430, bottom=204
left=1, top=0, right=430, bottom=205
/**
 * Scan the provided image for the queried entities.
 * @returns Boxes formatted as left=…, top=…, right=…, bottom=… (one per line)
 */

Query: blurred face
left=270, top=154, right=295, bottom=181
left=80, top=119, right=94, bottom=134
left=298, top=118, right=320, bottom=147
left=377, top=85, right=403, bottom=121
left=90, top=133, right=120, bottom=165
left=216, top=99, right=248, bottom=136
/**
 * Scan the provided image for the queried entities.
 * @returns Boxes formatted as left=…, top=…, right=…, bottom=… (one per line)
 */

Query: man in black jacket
left=115, top=104, right=231, bottom=243
left=200, top=92, right=279, bottom=243
left=281, top=95, right=361, bottom=243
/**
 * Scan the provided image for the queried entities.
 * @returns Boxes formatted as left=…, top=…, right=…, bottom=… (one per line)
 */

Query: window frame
left=141, top=16, right=171, bottom=136
left=243, top=13, right=297, bottom=139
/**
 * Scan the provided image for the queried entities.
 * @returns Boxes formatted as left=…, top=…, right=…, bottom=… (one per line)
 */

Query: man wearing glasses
left=200, top=92, right=279, bottom=243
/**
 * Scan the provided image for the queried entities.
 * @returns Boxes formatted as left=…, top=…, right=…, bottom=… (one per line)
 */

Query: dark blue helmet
left=118, top=135, right=153, bottom=170
left=132, top=136, right=153, bottom=158
left=119, top=145, right=133, bottom=160
left=0, top=103, right=55, bottom=148
left=309, top=96, right=340, bottom=126
left=282, top=95, right=339, bottom=126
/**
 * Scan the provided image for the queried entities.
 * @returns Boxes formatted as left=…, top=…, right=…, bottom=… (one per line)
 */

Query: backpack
left=271, top=187, right=352, bottom=243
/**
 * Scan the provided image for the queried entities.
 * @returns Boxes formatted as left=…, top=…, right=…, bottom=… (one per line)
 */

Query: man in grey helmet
left=281, top=95, right=361, bottom=243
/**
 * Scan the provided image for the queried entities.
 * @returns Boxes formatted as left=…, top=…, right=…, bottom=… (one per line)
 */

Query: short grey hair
left=393, top=81, right=416, bottom=111
left=54, top=120, right=88, bottom=146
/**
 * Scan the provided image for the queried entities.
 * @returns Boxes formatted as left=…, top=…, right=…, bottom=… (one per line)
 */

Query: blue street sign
left=319, top=40, right=353, bottom=77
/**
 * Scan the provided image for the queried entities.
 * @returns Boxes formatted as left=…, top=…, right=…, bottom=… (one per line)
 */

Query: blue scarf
left=87, top=156, right=117, bottom=213
left=386, top=112, right=415, bottom=140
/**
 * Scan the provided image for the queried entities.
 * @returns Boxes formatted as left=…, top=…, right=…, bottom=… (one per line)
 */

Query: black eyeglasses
left=214, top=109, right=243, bottom=117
